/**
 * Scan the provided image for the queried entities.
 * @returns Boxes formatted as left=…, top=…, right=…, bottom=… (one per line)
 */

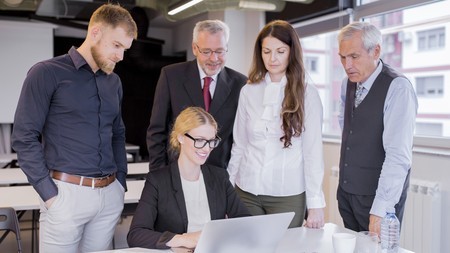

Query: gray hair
left=338, top=21, right=382, bottom=53
left=192, top=19, right=230, bottom=43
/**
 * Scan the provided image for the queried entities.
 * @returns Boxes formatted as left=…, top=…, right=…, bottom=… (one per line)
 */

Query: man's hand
left=45, top=196, right=56, bottom=209
left=369, top=214, right=382, bottom=236
left=304, top=208, right=325, bottom=229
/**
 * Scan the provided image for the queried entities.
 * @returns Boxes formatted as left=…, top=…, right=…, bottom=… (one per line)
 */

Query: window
left=416, top=76, right=444, bottom=97
left=295, top=0, right=450, bottom=140
left=301, top=31, right=345, bottom=136
left=305, top=56, right=318, bottom=72
left=417, top=27, right=446, bottom=51
left=415, top=122, right=443, bottom=137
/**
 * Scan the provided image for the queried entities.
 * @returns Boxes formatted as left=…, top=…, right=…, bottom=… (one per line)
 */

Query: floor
left=0, top=211, right=133, bottom=253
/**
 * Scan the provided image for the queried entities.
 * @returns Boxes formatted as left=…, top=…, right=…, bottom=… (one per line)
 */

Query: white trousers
left=39, top=179, right=125, bottom=253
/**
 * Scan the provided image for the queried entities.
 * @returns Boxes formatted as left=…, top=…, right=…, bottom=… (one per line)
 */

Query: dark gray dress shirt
left=11, top=47, right=128, bottom=201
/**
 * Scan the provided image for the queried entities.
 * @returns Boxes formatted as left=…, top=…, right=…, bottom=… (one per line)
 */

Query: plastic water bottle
left=381, top=207, right=400, bottom=253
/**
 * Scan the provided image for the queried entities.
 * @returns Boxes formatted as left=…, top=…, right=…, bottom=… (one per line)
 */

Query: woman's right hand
left=167, top=231, right=201, bottom=249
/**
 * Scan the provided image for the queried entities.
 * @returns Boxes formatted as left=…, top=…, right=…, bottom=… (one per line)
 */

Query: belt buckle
left=92, top=175, right=108, bottom=189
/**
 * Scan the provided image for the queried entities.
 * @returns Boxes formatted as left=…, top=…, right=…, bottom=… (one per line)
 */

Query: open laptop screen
left=193, top=212, right=294, bottom=253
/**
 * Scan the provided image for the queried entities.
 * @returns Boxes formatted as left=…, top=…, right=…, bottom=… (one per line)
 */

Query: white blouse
left=227, top=73, right=326, bottom=209
left=180, top=172, right=211, bottom=232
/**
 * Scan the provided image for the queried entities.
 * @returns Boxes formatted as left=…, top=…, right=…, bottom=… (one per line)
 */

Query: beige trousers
left=39, top=179, right=125, bottom=253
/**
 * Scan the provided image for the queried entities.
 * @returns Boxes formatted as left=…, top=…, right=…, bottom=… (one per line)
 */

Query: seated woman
left=127, top=106, right=250, bottom=249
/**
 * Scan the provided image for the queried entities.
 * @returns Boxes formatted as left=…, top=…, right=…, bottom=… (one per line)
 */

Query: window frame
left=293, top=0, right=450, bottom=149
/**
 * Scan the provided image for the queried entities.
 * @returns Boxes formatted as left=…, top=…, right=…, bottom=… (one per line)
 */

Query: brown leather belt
left=51, top=171, right=116, bottom=188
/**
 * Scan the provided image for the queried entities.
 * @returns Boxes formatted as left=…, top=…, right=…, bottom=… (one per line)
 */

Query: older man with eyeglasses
left=146, top=19, right=247, bottom=172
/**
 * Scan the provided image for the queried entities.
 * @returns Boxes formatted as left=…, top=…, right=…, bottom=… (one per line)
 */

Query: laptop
left=190, top=212, right=294, bottom=253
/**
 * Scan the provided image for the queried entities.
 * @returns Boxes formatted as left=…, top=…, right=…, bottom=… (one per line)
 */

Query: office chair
left=0, top=207, right=23, bottom=253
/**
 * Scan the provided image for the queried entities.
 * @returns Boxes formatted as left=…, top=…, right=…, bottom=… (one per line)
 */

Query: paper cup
left=333, top=232, right=356, bottom=253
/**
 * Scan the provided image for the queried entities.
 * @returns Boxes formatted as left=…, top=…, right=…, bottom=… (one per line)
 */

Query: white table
left=0, top=163, right=149, bottom=186
left=127, top=162, right=149, bottom=176
left=278, top=223, right=413, bottom=253
left=92, top=223, right=414, bottom=253
left=0, top=180, right=145, bottom=210
left=0, top=168, right=28, bottom=185
left=126, top=143, right=140, bottom=163
left=0, top=153, right=17, bottom=167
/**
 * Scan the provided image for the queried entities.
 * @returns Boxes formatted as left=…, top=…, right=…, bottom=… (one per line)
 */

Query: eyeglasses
left=184, top=133, right=221, bottom=149
left=195, top=44, right=228, bottom=57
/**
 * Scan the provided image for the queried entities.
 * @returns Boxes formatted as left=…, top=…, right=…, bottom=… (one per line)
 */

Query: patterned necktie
left=354, top=83, right=364, bottom=108
left=203, top=77, right=212, bottom=112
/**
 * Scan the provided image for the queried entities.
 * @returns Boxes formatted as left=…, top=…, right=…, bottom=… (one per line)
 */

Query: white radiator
left=400, top=179, right=441, bottom=253
left=328, top=167, right=441, bottom=253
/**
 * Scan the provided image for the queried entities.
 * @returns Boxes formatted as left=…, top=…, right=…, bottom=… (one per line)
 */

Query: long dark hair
left=248, top=20, right=306, bottom=148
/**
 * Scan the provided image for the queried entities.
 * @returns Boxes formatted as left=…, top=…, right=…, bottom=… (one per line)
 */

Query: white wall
left=167, top=10, right=265, bottom=76
left=223, top=10, right=264, bottom=75
left=0, top=20, right=56, bottom=124
left=323, top=141, right=450, bottom=252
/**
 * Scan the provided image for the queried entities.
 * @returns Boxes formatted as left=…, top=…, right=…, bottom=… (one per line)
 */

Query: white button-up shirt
left=228, top=73, right=326, bottom=209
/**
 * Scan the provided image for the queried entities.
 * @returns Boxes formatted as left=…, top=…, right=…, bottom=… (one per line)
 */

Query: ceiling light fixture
left=238, top=0, right=277, bottom=11
left=168, top=0, right=204, bottom=16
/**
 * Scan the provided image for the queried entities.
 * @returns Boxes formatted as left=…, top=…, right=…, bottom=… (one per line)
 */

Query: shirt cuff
left=35, top=176, right=58, bottom=202
left=370, top=197, right=390, bottom=217
left=306, top=194, right=326, bottom=209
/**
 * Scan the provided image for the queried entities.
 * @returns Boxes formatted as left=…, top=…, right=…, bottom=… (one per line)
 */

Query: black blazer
left=146, top=60, right=247, bottom=170
left=127, top=162, right=250, bottom=249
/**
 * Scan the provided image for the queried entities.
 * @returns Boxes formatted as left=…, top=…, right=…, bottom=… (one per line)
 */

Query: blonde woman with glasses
left=128, top=107, right=249, bottom=250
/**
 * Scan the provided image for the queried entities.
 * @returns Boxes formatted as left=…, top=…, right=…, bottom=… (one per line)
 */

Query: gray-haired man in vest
left=336, top=21, right=418, bottom=236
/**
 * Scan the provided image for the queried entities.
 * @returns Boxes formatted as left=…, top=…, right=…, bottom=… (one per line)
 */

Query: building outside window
left=299, top=0, right=450, bottom=139
left=305, top=56, right=319, bottom=73
left=416, top=76, right=444, bottom=97
left=417, top=27, right=446, bottom=51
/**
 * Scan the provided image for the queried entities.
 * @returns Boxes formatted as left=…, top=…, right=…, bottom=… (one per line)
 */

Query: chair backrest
left=0, top=207, right=22, bottom=253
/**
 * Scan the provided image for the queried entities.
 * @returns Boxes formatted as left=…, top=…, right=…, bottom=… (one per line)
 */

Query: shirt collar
left=360, top=60, right=382, bottom=91
left=68, top=46, right=106, bottom=75
left=68, top=46, right=88, bottom=70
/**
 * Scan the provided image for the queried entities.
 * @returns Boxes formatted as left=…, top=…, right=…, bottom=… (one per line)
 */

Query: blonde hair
left=169, top=107, right=218, bottom=154
left=89, top=3, right=138, bottom=39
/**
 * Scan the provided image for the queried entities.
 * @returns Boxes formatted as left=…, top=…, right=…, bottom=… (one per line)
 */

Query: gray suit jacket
left=146, top=60, right=247, bottom=170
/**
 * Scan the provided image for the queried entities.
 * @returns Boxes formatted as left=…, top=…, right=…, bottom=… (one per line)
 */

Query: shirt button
left=344, top=163, right=348, bottom=167
left=349, top=130, right=353, bottom=134
left=346, top=147, right=350, bottom=150
left=343, top=180, right=348, bottom=184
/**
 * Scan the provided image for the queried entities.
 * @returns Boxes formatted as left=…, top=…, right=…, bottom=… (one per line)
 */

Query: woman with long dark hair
left=228, top=20, right=326, bottom=228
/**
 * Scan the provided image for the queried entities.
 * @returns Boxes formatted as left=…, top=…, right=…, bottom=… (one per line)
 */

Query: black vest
left=339, top=63, right=405, bottom=195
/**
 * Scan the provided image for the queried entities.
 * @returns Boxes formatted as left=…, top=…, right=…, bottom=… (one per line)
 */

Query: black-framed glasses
left=184, top=133, right=221, bottom=149
left=195, top=43, right=228, bottom=57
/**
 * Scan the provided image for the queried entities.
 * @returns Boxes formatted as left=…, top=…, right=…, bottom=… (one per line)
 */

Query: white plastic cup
left=356, top=231, right=379, bottom=253
left=332, top=232, right=356, bottom=253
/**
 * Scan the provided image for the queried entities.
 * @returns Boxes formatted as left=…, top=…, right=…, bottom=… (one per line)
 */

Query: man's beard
left=91, top=44, right=115, bottom=74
